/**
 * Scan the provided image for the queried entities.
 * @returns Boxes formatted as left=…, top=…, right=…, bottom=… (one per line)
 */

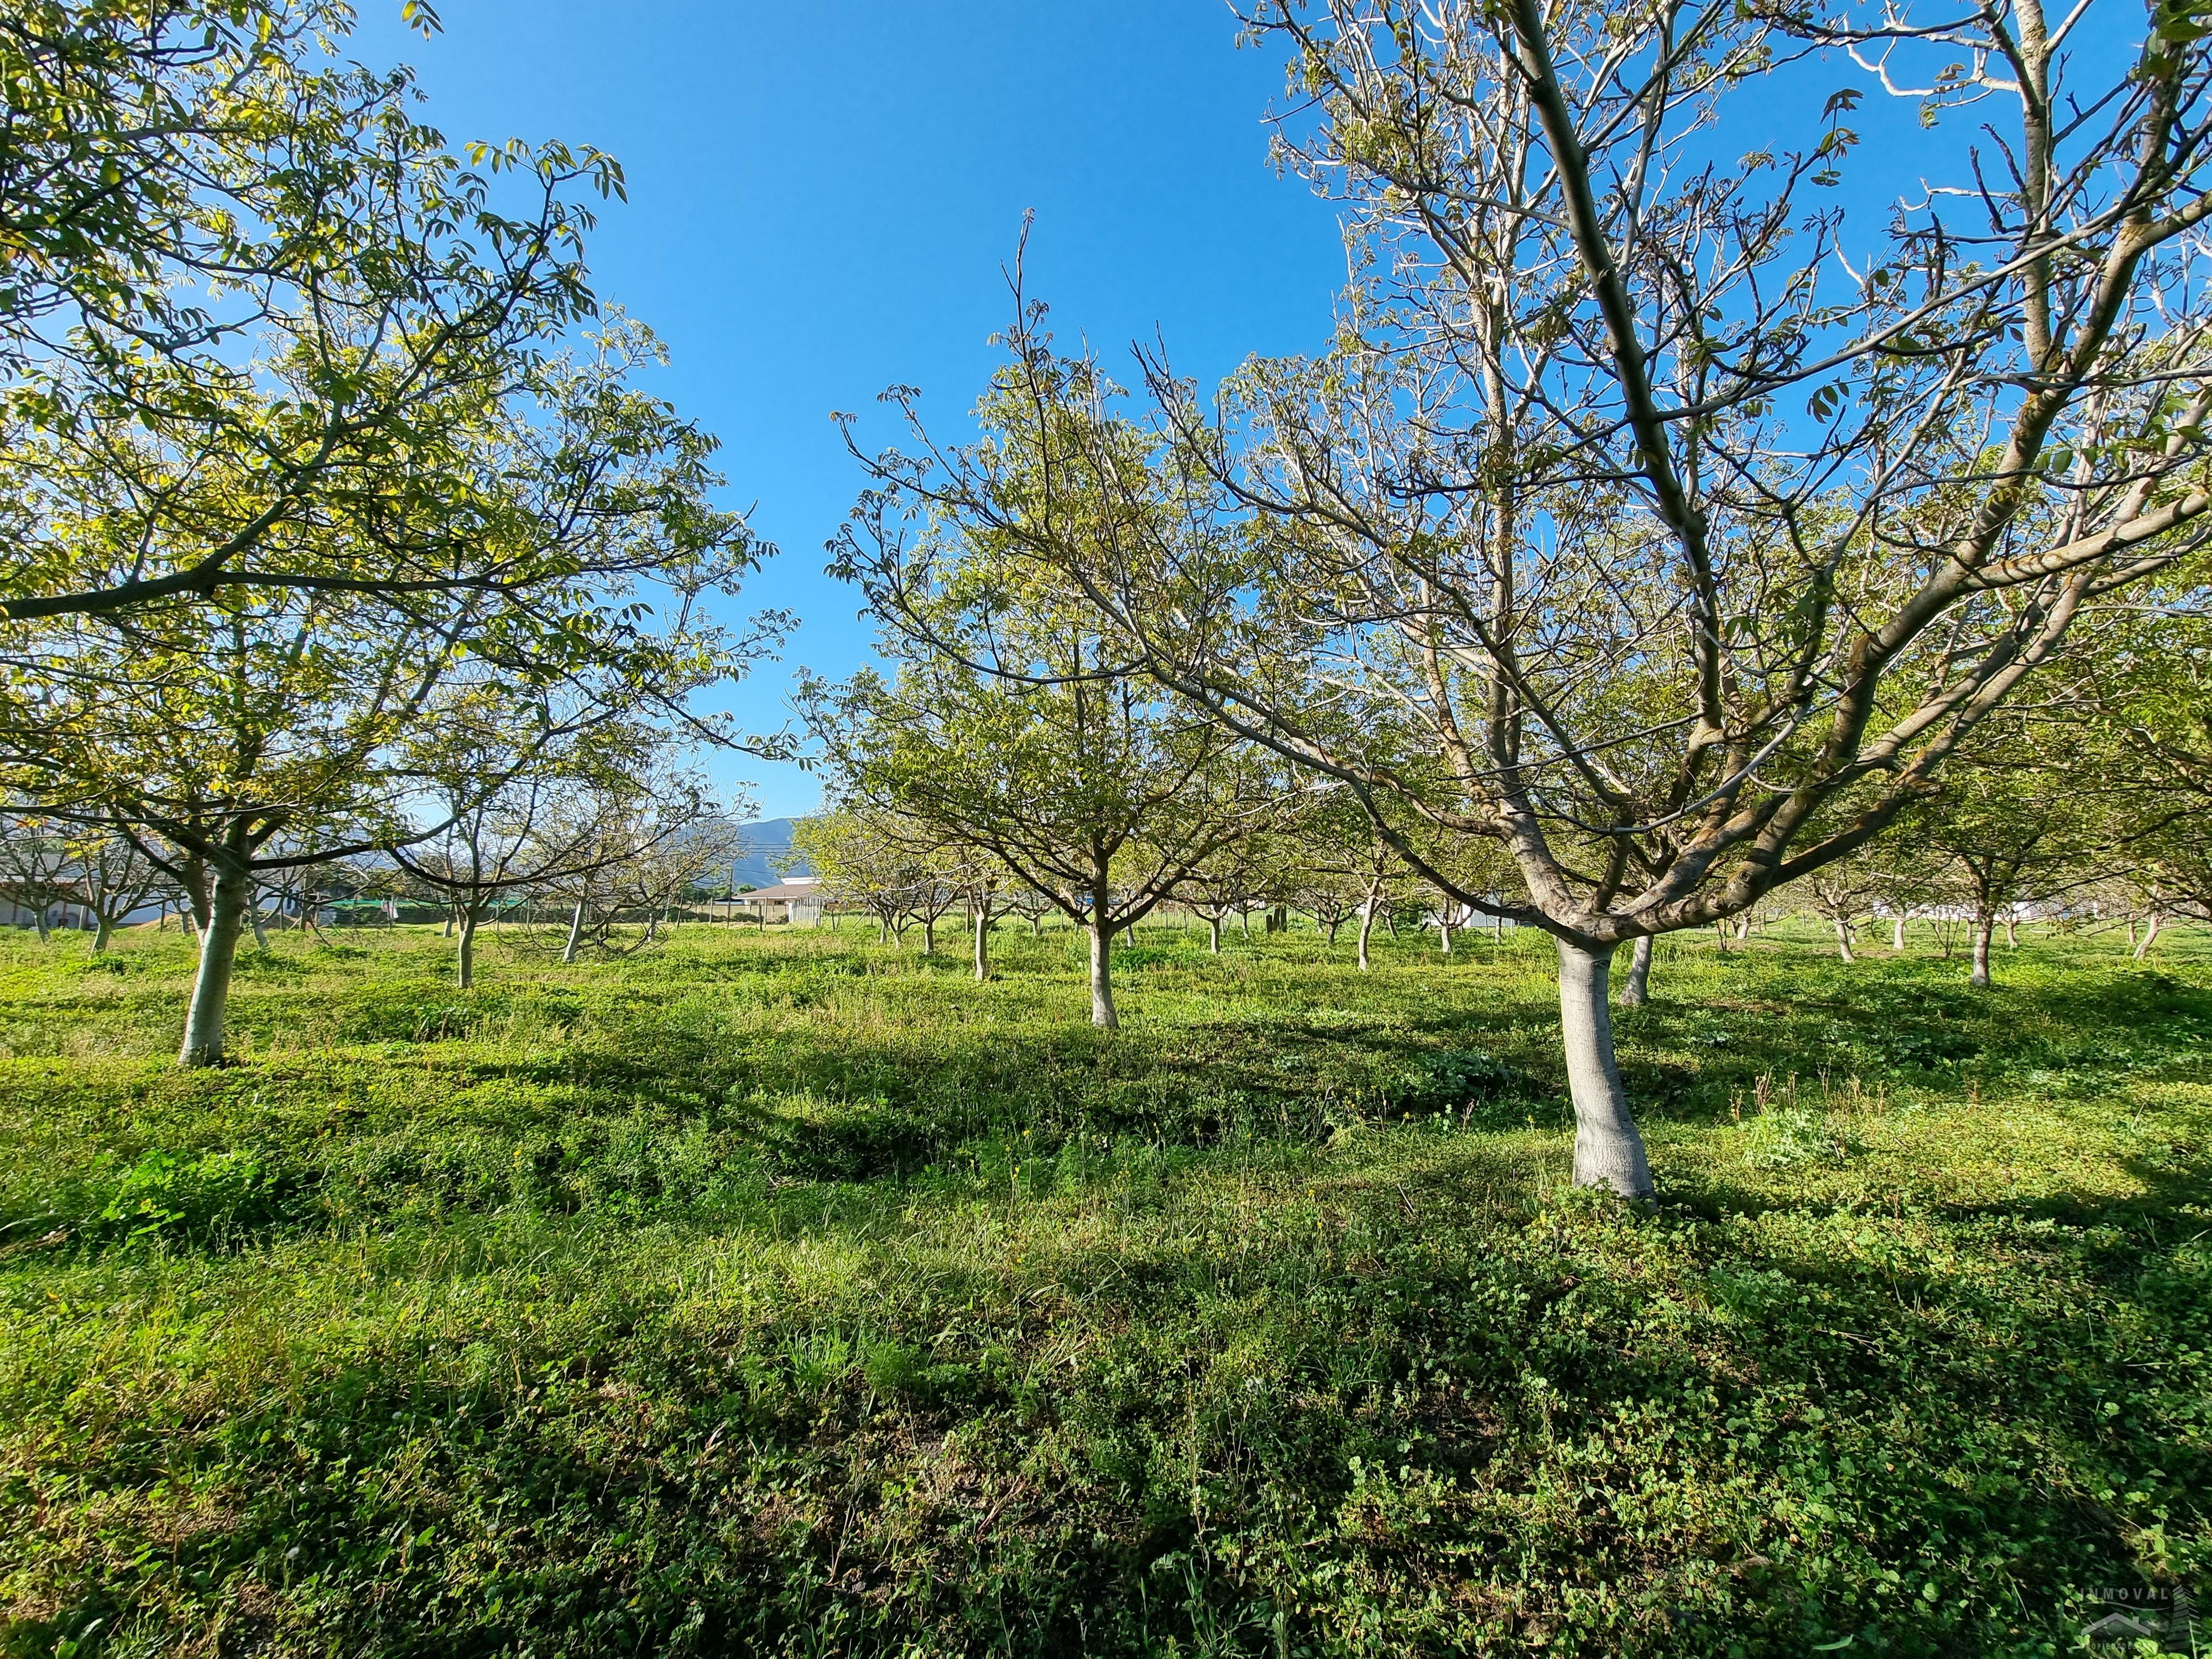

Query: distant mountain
left=728, top=817, right=811, bottom=890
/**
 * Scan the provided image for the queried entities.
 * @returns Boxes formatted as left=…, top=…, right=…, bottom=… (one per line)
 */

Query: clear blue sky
left=349, top=2, right=1346, bottom=819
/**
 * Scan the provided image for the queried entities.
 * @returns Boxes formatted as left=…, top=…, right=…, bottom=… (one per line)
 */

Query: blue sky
left=349, top=2, right=1348, bottom=818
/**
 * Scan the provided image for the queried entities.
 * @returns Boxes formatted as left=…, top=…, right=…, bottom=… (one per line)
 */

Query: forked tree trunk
left=562, top=901, right=586, bottom=964
left=1733, top=915, right=1752, bottom=942
left=1618, top=933, right=1653, bottom=1007
left=1556, top=940, right=1654, bottom=1199
left=180, top=863, right=252, bottom=1066
left=1970, top=913, right=1995, bottom=987
left=1833, top=917, right=1855, bottom=963
left=1324, top=916, right=1341, bottom=944
left=1892, top=915, right=1907, bottom=951
left=1357, top=899, right=1376, bottom=971
left=457, top=905, right=479, bottom=988
left=2134, top=912, right=2162, bottom=960
left=1088, top=910, right=1118, bottom=1030
left=973, top=906, right=990, bottom=982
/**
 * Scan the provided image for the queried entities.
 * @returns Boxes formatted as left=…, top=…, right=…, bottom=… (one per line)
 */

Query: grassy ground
left=0, top=914, right=2206, bottom=1657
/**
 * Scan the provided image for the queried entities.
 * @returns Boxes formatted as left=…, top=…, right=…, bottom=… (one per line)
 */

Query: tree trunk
left=1618, top=933, right=1653, bottom=1007
left=1239, top=907, right=1251, bottom=941
left=179, top=864, right=252, bottom=1066
left=249, top=905, right=269, bottom=950
left=1556, top=940, right=1654, bottom=1199
left=1325, top=917, right=1340, bottom=944
left=973, top=906, right=990, bottom=982
left=1357, top=901, right=1375, bottom=972
left=2134, top=912, right=2162, bottom=960
left=562, top=901, right=586, bottom=964
left=32, top=907, right=50, bottom=944
left=1892, top=915, right=1906, bottom=951
left=457, top=905, right=479, bottom=988
left=1088, top=910, right=1118, bottom=1030
left=1733, top=914, right=1752, bottom=942
left=2003, top=915, right=2018, bottom=948
left=92, top=915, right=113, bottom=953
left=1970, top=912, right=1994, bottom=988
left=1438, top=916, right=1452, bottom=954
left=922, top=917, right=936, bottom=956
left=1833, top=917, right=1855, bottom=963
left=1207, top=915, right=1223, bottom=954
left=1030, top=913, right=1042, bottom=939
left=442, top=911, right=454, bottom=938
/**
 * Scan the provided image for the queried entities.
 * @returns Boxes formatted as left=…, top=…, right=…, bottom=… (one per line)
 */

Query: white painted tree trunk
left=1892, top=915, right=1907, bottom=951
left=973, top=907, right=989, bottom=981
left=1438, top=917, right=1453, bottom=954
left=1356, top=901, right=1375, bottom=971
left=1088, top=914, right=1118, bottom=1030
left=562, top=902, right=586, bottom=964
left=2003, top=915, right=2018, bottom=948
left=1207, top=915, right=1223, bottom=953
left=921, top=917, right=936, bottom=956
left=1833, top=917, right=1855, bottom=963
left=1556, top=940, right=1653, bottom=1198
left=179, top=865, right=252, bottom=1066
left=1970, top=914, right=1994, bottom=987
left=2134, top=912, right=2162, bottom=960
left=1618, top=933, right=1653, bottom=1007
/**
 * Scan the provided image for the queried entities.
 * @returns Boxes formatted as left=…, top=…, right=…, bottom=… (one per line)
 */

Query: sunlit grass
left=1, top=917, right=2206, bottom=1656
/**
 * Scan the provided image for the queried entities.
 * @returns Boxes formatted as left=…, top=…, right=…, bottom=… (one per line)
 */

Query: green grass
left=1, top=916, right=2206, bottom=1656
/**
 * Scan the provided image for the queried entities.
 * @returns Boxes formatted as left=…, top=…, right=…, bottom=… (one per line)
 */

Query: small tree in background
left=0, top=808, right=77, bottom=940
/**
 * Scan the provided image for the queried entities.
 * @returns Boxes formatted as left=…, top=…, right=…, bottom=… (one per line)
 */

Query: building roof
left=736, top=881, right=823, bottom=902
